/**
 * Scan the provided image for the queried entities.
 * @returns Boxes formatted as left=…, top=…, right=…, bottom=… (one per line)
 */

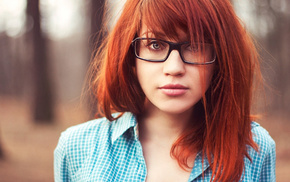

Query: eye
left=147, top=41, right=164, bottom=50
left=151, top=42, right=161, bottom=50
left=145, top=39, right=167, bottom=51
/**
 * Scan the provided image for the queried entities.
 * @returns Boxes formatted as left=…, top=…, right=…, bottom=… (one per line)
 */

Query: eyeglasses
left=131, top=37, right=216, bottom=65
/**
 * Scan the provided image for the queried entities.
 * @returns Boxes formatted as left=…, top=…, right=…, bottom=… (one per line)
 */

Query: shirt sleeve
left=259, top=136, right=276, bottom=182
left=54, top=132, right=71, bottom=182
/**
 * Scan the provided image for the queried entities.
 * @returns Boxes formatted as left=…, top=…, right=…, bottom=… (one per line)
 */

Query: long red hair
left=90, top=0, right=260, bottom=181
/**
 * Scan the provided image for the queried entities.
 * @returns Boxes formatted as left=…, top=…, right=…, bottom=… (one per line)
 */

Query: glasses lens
left=134, top=39, right=169, bottom=61
left=181, top=43, right=216, bottom=64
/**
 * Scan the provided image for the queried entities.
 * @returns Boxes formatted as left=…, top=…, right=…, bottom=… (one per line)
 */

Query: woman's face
left=135, top=24, right=215, bottom=115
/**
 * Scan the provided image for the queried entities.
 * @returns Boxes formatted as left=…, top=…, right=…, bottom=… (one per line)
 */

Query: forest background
left=0, top=0, right=289, bottom=181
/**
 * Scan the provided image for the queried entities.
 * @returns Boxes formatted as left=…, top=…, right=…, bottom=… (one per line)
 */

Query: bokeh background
left=0, top=0, right=289, bottom=181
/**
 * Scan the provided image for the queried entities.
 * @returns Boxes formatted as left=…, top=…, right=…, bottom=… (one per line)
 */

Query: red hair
left=90, top=0, right=260, bottom=181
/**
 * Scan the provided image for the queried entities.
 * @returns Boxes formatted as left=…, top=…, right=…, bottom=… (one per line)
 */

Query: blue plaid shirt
left=54, top=112, right=276, bottom=182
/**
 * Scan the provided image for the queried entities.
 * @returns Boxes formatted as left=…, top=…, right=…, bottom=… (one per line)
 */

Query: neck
left=138, top=101, right=194, bottom=145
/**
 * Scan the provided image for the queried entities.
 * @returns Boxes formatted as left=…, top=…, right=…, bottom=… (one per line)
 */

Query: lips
left=159, top=84, right=188, bottom=96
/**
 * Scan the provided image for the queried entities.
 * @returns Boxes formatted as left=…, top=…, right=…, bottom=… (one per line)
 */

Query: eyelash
left=146, top=41, right=166, bottom=50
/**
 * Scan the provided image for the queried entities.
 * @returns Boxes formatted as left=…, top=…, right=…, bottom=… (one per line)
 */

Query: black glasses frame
left=131, top=37, right=216, bottom=65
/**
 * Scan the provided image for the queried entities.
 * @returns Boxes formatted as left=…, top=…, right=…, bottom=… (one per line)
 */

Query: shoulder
left=54, top=116, right=113, bottom=164
left=250, top=122, right=276, bottom=155
left=55, top=112, right=137, bottom=157
left=60, top=116, right=112, bottom=146
left=244, top=122, right=276, bottom=181
left=58, top=112, right=136, bottom=147
left=57, top=113, right=125, bottom=152
left=54, top=112, right=137, bottom=181
left=54, top=116, right=115, bottom=181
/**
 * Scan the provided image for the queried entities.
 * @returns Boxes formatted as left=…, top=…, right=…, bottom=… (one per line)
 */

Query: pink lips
left=159, top=84, right=188, bottom=96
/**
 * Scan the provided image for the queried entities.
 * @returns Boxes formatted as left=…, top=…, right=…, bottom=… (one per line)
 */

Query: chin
left=145, top=98, right=199, bottom=116
left=157, top=105, right=195, bottom=115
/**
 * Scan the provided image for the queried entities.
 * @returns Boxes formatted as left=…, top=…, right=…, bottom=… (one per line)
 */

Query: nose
left=163, top=50, right=185, bottom=76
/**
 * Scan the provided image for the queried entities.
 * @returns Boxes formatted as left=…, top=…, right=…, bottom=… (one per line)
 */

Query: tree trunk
left=26, top=0, right=54, bottom=123
left=0, top=145, right=3, bottom=159
left=0, top=129, right=4, bottom=159
left=90, top=0, right=106, bottom=52
left=88, top=0, right=106, bottom=119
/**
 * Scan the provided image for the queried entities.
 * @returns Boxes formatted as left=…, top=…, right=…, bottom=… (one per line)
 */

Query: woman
left=54, top=0, right=276, bottom=181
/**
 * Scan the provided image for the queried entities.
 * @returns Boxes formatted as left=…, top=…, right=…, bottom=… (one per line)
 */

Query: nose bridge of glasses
left=166, top=44, right=183, bottom=63
left=168, top=41, right=182, bottom=51
left=167, top=42, right=184, bottom=62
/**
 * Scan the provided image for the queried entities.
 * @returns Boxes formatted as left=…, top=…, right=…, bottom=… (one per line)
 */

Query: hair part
left=90, top=0, right=261, bottom=181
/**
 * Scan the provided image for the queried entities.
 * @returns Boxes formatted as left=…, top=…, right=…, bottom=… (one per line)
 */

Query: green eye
left=147, top=41, right=166, bottom=51
left=152, top=43, right=160, bottom=49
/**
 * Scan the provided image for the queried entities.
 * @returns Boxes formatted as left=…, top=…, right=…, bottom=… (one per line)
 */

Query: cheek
left=135, top=60, right=150, bottom=91
left=135, top=59, right=159, bottom=85
left=135, top=59, right=144, bottom=83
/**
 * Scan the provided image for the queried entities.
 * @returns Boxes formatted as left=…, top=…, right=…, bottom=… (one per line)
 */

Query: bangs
left=140, top=0, right=214, bottom=43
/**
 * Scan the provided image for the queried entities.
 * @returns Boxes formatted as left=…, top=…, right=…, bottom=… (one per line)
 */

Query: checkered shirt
left=54, top=112, right=276, bottom=181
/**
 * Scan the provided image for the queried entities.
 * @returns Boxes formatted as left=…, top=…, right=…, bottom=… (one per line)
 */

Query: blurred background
left=0, top=0, right=289, bottom=181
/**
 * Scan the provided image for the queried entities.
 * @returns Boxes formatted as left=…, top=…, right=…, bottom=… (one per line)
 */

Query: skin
left=136, top=24, right=215, bottom=182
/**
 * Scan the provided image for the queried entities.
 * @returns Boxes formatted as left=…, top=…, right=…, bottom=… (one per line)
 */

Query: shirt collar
left=188, top=152, right=212, bottom=181
left=110, top=112, right=212, bottom=180
left=111, top=112, right=138, bottom=144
